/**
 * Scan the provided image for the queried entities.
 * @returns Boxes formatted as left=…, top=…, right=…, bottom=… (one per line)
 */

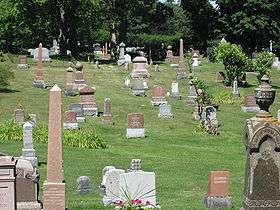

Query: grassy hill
left=1, top=57, right=280, bottom=209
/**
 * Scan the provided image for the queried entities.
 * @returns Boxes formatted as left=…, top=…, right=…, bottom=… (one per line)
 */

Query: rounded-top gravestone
left=76, top=176, right=92, bottom=195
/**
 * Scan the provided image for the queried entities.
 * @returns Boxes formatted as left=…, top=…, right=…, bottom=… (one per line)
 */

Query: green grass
left=1, top=57, right=280, bottom=209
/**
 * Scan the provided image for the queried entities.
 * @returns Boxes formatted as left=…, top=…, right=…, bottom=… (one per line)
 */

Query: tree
left=181, top=0, right=218, bottom=52
left=217, top=0, right=280, bottom=55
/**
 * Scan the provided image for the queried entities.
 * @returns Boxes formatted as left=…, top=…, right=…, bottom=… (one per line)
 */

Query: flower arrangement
left=114, top=199, right=159, bottom=209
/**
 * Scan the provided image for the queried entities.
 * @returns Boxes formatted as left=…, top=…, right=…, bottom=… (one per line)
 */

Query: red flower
left=132, top=199, right=142, bottom=205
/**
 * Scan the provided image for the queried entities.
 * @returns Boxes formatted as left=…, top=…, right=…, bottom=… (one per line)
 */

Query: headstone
left=69, top=104, right=85, bottom=123
left=166, top=45, right=173, bottom=61
left=131, top=79, right=146, bottom=97
left=203, top=171, right=232, bottom=208
left=202, top=106, right=219, bottom=135
left=151, top=85, right=167, bottom=106
left=14, top=108, right=24, bottom=124
left=76, top=176, right=92, bottom=195
left=63, top=111, right=79, bottom=130
left=176, top=61, right=187, bottom=80
left=43, top=85, right=65, bottom=210
left=18, top=55, right=28, bottom=69
left=216, top=72, right=225, bottom=83
left=221, top=37, right=227, bottom=43
left=232, top=77, right=240, bottom=99
left=241, top=94, right=260, bottom=112
left=158, top=104, right=173, bottom=118
left=124, top=54, right=132, bottom=64
left=102, top=169, right=125, bottom=205
left=33, top=43, right=47, bottom=89
left=270, top=40, right=273, bottom=52
left=34, top=47, right=51, bottom=62
left=179, top=38, right=184, bottom=62
left=170, top=81, right=181, bottom=100
left=126, top=113, right=145, bottom=138
left=143, top=79, right=149, bottom=90
left=131, top=56, right=150, bottom=78
left=0, top=156, right=16, bottom=210
left=117, top=42, right=126, bottom=66
left=119, top=171, right=156, bottom=206
left=123, top=77, right=130, bottom=89
left=272, top=57, right=280, bottom=69
left=16, top=159, right=41, bottom=210
left=154, top=64, right=159, bottom=72
left=65, top=65, right=76, bottom=96
left=21, top=122, right=38, bottom=167
left=74, top=62, right=86, bottom=90
left=242, top=75, right=280, bottom=209
left=192, top=52, right=199, bottom=72
left=128, top=159, right=142, bottom=172
left=102, top=98, right=113, bottom=125
left=50, top=39, right=59, bottom=55
left=79, top=86, right=98, bottom=117
left=186, top=81, right=197, bottom=106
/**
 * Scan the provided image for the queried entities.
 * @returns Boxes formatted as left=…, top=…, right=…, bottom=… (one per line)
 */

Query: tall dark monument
left=242, top=75, right=280, bottom=209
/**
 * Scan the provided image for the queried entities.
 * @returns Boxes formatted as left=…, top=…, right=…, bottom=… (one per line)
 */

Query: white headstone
left=124, top=54, right=132, bottom=64
left=158, top=104, right=173, bottom=118
left=21, top=122, right=38, bottom=167
left=34, top=47, right=50, bottom=62
left=119, top=171, right=156, bottom=206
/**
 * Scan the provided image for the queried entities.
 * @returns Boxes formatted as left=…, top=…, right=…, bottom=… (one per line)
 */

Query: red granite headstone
left=207, top=171, right=230, bottom=197
left=127, top=113, right=144, bottom=129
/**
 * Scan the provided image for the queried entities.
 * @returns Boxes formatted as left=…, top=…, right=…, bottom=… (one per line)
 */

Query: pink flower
left=132, top=199, right=142, bottom=205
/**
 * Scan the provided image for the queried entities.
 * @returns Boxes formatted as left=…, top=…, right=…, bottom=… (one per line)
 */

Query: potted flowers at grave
left=114, top=199, right=160, bottom=210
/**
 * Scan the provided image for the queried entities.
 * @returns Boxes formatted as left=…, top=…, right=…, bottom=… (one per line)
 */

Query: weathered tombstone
left=216, top=72, right=225, bottom=83
left=232, top=77, right=240, bottom=99
left=33, top=43, right=47, bottom=89
left=123, top=77, right=131, bottom=89
left=128, top=159, right=142, bottom=172
left=186, top=81, right=197, bottom=106
left=131, top=79, right=146, bottom=96
left=143, top=79, right=149, bottom=90
left=126, top=113, right=145, bottom=138
left=272, top=56, right=280, bottom=69
left=79, top=86, right=98, bottom=117
left=117, top=42, right=126, bottom=66
left=34, top=47, right=51, bottom=62
left=241, top=75, right=280, bottom=209
left=166, top=45, right=173, bottom=61
left=151, top=85, right=167, bottom=106
left=203, top=171, right=232, bottom=208
left=176, top=61, right=188, bottom=80
left=241, top=94, right=260, bottom=112
left=0, top=156, right=16, bottom=210
left=65, top=65, right=76, bottom=96
left=69, top=104, right=85, bottom=123
left=74, top=62, right=86, bottom=90
left=192, top=52, right=199, bottom=72
left=101, top=169, right=125, bottom=205
left=154, top=64, right=159, bottom=72
left=203, top=106, right=219, bottom=135
left=16, top=159, right=41, bottom=210
left=102, top=98, right=113, bottom=125
left=76, top=176, right=92, bottom=195
left=21, top=122, right=38, bottom=167
left=124, top=54, right=132, bottom=64
left=18, top=55, right=28, bottom=70
left=170, top=81, right=181, bottom=100
left=131, top=56, right=150, bottom=78
left=158, top=104, right=173, bottom=118
left=119, top=170, right=156, bottom=206
left=14, top=108, right=25, bottom=124
left=63, top=111, right=79, bottom=130
left=43, top=85, right=65, bottom=210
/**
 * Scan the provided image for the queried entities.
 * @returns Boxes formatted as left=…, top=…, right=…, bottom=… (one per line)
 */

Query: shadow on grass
left=38, top=161, right=47, bottom=166
left=272, top=85, right=280, bottom=89
left=0, top=88, right=20, bottom=93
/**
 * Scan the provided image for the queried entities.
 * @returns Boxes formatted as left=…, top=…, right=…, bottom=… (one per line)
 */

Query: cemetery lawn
left=1, top=57, right=280, bottom=210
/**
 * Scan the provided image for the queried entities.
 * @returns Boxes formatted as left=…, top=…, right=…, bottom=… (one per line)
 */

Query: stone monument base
left=132, top=90, right=146, bottom=96
left=102, top=115, right=113, bottom=125
left=151, top=100, right=167, bottom=106
left=20, top=154, right=38, bottom=168
left=241, top=106, right=260, bottom=113
left=33, top=80, right=47, bottom=89
left=63, top=122, right=79, bottom=130
left=76, top=116, right=86, bottom=123
left=203, top=195, right=232, bottom=209
left=43, top=182, right=65, bottom=210
left=18, top=64, right=29, bottom=70
left=65, top=89, right=77, bottom=97
left=83, top=107, right=98, bottom=116
left=158, top=113, right=173, bottom=119
left=170, top=93, right=181, bottom=100
left=17, top=201, right=41, bottom=210
left=126, top=128, right=145, bottom=138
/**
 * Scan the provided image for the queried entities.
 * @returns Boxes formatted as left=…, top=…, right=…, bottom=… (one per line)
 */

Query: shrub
left=211, top=91, right=239, bottom=105
left=0, top=52, right=15, bottom=88
left=0, top=122, right=108, bottom=149
left=214, top=43, right=253, bottom=86
left=254, top=51, right=274, bottom=83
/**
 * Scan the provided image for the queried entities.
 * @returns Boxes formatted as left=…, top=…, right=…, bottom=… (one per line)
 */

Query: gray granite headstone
left=158, top=104, right=173, bottom=118
left=76, top=176, right=92, bottom=195
left=69, top=104, right=85, bottom=123
left=131, top=80, right=146, bottom=96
